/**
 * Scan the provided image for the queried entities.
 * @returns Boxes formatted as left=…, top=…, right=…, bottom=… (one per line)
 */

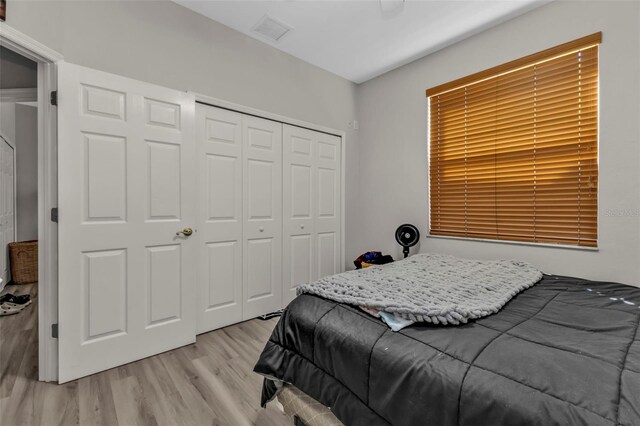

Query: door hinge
left=51, top=207, right=58, bottom=223
left=51, top=323, right=59, bottom=338
left=50, top=91, right=57, bottom=106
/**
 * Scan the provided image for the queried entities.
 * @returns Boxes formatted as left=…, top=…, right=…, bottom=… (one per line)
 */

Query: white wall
left=356, top=0, right=640, bottom=286
left=0, top=91, right=39, bottom=245
left=15, top=103, right=38, bottom=241
left=3, top=0, right=361, bottom=268
left=0, top=89, right=37, bottom=144
left=0, top=46, right=37, bottom=89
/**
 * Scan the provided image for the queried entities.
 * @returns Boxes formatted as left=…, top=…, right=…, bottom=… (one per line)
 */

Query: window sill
left=426, top=234, right=599, bottom=252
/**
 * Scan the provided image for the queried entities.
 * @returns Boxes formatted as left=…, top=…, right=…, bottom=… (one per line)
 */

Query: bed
left=254, top=274, right=640, bottom=426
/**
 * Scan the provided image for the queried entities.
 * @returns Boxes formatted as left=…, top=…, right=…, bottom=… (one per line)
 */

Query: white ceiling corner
left=174, top=0, right=550, bottom=84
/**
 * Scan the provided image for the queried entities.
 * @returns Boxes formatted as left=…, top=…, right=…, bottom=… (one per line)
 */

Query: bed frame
left=277, top=385, right=342, bottom=426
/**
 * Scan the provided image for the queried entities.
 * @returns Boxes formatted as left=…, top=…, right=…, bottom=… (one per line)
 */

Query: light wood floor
left=0, top=283, right=291, bottom=426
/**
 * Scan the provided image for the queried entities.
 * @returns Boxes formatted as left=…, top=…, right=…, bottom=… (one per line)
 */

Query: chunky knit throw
left=297, top=253, right=543, bottom=325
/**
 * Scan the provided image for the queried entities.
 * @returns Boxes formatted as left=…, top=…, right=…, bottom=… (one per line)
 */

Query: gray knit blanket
left=297, top=253, right=543, bottom=325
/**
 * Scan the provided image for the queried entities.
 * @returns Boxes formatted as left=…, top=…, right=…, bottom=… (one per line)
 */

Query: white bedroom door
left=57, top=62, right=196, bottom=382
left=242, top=115, right=282, bottom=319
left=195, top=104, right=243, bottom=333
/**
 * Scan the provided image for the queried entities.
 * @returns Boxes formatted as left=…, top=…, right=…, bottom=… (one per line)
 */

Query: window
left=427, top=33, right=600, bottom=247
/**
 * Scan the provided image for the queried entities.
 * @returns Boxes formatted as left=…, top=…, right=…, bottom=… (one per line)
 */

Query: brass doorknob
left=176, top=228, right=193, bottom=237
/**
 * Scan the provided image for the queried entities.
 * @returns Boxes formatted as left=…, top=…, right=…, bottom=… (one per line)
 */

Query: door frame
left=0, top=23, right=63, bottom=382
left=193, top=93, right=347, bottom=273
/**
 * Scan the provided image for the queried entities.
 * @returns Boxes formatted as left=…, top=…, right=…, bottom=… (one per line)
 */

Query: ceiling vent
left=252, top=15, right=292, bottom=42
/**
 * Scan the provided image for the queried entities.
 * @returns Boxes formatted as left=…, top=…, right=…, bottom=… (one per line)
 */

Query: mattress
left=254, top=274, right=640, bottom=426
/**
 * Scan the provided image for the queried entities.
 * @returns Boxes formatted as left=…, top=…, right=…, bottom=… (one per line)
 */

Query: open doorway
left=0, top=25, right=60, bottom=382
left=0, top=45, right=40, bottom=379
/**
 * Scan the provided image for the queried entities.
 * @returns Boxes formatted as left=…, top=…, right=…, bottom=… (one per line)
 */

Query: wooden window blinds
left=427, top=33, right=600, bottom=247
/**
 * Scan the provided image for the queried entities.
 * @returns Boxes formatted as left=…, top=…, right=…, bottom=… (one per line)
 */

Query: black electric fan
left=395, top=224, right=420, bottom=258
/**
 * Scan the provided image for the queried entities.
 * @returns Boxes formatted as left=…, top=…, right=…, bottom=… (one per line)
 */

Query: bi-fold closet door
left=196, top=103, right=341, bottom=333
left=282, top=125, right=342, bottom=305
left=196, top=104, right=283, bottom=333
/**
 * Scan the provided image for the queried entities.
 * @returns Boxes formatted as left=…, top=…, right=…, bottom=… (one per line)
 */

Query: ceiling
left=175, top=0, right=549, bottom=84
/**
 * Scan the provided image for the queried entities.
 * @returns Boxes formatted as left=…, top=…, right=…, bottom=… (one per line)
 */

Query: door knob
left=300, top=225, right=305, bottom=229
left=176, top=227, right=193, bottom=237
left=259, top=227, right=264, bottom=232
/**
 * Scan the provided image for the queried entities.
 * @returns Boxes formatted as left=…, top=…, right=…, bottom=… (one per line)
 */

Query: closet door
left=282, top=126, right=316, bottom=305
left=243, top=116, right=282, bottom=319
left=315, top=132, right=341, bottom=280
left=196, top=104, right=243, bottom=333
left=283, top=125, right=341, bottom=305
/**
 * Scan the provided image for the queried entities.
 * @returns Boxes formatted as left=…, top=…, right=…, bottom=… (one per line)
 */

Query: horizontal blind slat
left=428, top=40, right=598, bottom=247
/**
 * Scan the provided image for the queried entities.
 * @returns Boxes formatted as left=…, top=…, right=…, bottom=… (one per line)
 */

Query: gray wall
left=3, top=0, right=362, bottom=268
left=0, top=46, right=37, bottom=89
left=15, top=103, right=38, bottom=241
left=356, top=0, right=640, bottom=285
left=0, top=44, right=38, bottom=244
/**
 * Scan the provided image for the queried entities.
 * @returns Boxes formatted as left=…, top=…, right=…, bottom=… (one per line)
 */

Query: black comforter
left=254, top=275, right=640, bottom=426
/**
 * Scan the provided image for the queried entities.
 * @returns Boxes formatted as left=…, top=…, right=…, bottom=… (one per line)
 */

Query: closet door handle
left=259, top=227, right=264, bottom=232
left=176, top=228, right=193, bottom=237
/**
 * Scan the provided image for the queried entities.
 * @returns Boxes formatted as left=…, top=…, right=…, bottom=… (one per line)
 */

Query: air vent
left=252, top=15, right=292, bottom=42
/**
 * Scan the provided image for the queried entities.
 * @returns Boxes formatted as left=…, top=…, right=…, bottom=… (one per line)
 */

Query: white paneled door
left=58, top=62, right=196, bottom=382
left=315, top=131, right=342, bottom=280
left=196, top=105, right=243, bottom=333
left=283, top=126, right=315, bottom=304
left=196, top=104, right=285, bottom=332
left=243, top=115, right=283, bottom=319
left=283, top=125, right=341, bottom=305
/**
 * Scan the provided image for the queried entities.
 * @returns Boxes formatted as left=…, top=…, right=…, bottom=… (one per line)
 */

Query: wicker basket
left=9, top=240, right=38, bottom=284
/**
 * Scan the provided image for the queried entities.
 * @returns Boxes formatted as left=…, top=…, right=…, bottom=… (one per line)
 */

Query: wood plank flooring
left=0, top=283, right=290, bottom=426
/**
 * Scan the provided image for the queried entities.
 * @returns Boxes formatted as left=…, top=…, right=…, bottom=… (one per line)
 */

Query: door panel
left=83, top=133, right=127, bottom=222
left=58, top=62, right=196, bottom=382
left=205, top=241, right=239, bottom=309
left=283, top=126, right=341, bottom=304
left=318, top=232, right=338, bottom=279
left=207, top=155, right=238, bottom=221
left=243, top=115, right=282, bottom=319
left=146, top=142, right=181, bottom=220
left=291, top=165, right=312, bottom=218
left=283, top=126, right=315, bottom=304
left=247, top=159, right=275, bottom=219
left=246, top=238, right=275, bottom=300
left=82, top=84, right=126, bottom=120
left=290, top=234, right=313, bottom=289
left=82, top=249, right=127, bottom=341
left=146, top=244, right=182, bottom=325
left=317, top=168, right=337, bottom=218
left=196, top=105, right=243, bottom=333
